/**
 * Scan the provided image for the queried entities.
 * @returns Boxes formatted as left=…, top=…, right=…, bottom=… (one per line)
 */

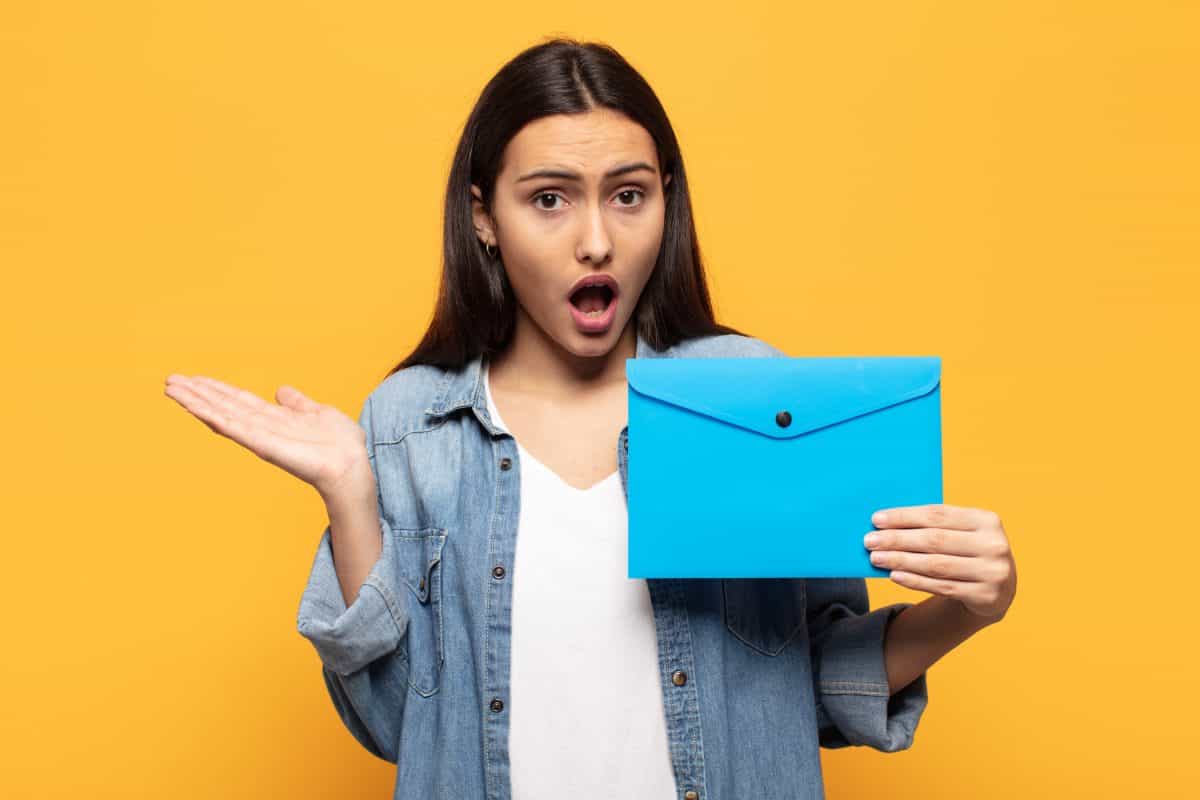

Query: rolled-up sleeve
left=807, top=578, right=929, bottom=752
left=294, top=393, right=410, bottom=762
left=296, top=393, right=407, bottom=675
left=296, top=514, right=406, bottom=676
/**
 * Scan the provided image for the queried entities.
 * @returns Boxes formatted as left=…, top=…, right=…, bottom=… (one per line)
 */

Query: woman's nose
left=575, top=203, right=613, bottom=263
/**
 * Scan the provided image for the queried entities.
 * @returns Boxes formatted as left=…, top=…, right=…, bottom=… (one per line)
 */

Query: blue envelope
left=626, top=356, right=943, bottom=578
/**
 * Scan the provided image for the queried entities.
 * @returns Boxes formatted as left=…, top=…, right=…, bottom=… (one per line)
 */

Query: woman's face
left=472, top=108, right=671, bottom=359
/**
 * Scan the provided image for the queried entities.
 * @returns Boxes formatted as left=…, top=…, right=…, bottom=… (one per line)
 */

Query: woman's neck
left=488, top=307, right=636, bottom=399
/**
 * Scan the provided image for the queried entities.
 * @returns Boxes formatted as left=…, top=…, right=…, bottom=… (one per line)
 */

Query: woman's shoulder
left=360, top=362, right=455, bottom=442
left=673, top=332, right=788, bottom=359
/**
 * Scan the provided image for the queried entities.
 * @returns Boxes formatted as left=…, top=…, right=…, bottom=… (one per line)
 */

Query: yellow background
left=3, top=1, right=1196, bottom=797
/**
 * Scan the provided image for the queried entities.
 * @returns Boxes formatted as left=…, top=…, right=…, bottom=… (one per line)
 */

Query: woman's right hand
left=163, top=374, right=374, bottom=502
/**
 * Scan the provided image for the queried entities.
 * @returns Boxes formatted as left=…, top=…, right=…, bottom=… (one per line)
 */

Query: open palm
left=163, top=374, right=370, bottom=499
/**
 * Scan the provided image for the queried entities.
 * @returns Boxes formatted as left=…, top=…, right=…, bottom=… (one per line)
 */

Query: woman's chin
left=560, top=316, right=628, bottom=357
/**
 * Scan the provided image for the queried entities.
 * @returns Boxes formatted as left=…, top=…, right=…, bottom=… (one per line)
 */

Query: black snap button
left=671, top=670, right=688, bottom=686
left=500, top=457, right=512, bottom=470
left=492, top=565, right=506, bottom=579
left=775, top=410, right=792, bottom=428
left=490, top=698, right=504, bottom=712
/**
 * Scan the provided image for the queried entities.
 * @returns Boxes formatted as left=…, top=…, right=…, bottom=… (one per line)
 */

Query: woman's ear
left=471, top=184, right=497, bottom=247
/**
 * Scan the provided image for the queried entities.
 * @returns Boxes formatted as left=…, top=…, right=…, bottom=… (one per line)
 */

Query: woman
left=164, top=37, right=1016, bottom=800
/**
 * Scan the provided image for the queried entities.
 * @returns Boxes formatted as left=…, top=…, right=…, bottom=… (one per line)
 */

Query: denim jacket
left=296, top=331, right=929, bottom=800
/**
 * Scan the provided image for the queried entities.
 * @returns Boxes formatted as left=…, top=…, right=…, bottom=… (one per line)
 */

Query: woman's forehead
left=502, top=110, right=659, bottom=179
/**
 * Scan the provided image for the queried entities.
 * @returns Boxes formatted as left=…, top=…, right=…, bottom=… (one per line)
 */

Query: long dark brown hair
left=387, top=37, right=746, bottom=377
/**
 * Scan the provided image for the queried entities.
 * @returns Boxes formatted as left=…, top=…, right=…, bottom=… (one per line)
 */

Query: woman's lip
left=568, top=292, right=618, bottom=333
left=566, top=273, right=620, bottom=300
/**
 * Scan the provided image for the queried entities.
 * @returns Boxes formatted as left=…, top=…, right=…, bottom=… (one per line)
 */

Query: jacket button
left=775, top=410, right=792, bottom=427
left=492, top=565, right=506, bottom=579
left=490, top=698, right=504, bottom=712
left=500, top=457, right=512, bottom=470
left=671, top=670, right=688, bottom=686
left=684, top=792, right=699, bottom=800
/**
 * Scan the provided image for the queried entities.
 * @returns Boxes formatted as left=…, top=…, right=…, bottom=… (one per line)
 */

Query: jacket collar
left=424, top=329, right=665, bottom=424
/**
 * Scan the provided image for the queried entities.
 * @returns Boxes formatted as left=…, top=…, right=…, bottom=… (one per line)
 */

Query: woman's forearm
left=882, top=595, right=997, bottom=694
left=322, top=462, right=383, bottom=609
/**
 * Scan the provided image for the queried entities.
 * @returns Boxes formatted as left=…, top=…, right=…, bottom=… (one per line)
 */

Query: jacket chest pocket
left=393, top=527, right=447, bottom=696
left=721, top=578, right=807, bottom=657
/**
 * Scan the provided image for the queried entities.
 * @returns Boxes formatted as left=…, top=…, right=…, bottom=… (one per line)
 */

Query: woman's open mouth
left=567, top=278, right=619, bottom=334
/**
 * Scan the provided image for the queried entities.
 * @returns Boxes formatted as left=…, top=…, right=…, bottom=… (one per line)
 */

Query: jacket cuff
left=296, top=516, right=404, bottom=676
left=812, top=602, right=929, bottom=752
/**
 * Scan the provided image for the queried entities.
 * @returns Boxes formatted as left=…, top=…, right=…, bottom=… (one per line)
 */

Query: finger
left=276, top=384, right=322, bottom=414
left=864, top=527, right=984, bottom=557
left=887, top=570, right=975, bottom=599
left=872, top=504, right=979, bottom=531
left=869, top=550, right=986, bottom=582
left=164, top=382, right=234, bottom=436
left=181, top=377, right=294, bottom=438
left=169, top=382, right=291, bottom=463
left=188, top=375, right=291, bottom=423
left=168, top=380, right=289, bottom=454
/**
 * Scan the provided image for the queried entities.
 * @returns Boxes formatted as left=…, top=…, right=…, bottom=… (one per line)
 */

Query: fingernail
left=864, top=533, right=880, bottom=547
left=872, top=511, right=887, bottom=525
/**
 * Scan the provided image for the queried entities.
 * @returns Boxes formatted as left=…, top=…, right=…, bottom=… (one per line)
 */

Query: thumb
left=276, top=385, right=322, bottom=413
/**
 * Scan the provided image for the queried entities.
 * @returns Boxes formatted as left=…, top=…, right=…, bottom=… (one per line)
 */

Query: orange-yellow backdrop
left=3, top=1, right=1196, bottom=797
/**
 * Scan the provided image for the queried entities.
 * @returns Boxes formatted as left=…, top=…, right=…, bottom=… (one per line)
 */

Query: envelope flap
left=626, top=356, right=941, bottom=439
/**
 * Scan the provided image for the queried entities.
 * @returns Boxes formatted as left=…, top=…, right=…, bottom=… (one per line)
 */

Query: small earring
left=485, top=242, right=498, bottom=258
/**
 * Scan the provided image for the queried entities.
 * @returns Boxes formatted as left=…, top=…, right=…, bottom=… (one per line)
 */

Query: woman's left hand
left=864, top=504, right=1017, bottom=623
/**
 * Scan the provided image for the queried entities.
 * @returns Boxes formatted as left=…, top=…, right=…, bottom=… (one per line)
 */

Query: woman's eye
left=531, top=188, right=644, bottom=212
left=615, top=188, right=644, bottom=207
left=534, top=192, right=564, bottom=211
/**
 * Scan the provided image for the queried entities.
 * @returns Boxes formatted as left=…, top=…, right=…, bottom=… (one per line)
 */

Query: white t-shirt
left=484, top=362, right=677, bottom=800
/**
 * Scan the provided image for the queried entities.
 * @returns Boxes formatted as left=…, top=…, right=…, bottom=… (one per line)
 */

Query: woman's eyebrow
left=515, top=161, right=657, bottom=183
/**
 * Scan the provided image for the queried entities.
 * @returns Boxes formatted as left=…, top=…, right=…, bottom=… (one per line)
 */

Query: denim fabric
left=296, top=331, right=929, bottom=800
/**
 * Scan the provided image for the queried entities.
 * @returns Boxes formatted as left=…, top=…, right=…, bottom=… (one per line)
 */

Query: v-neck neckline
left=484, top=362, right=621, bottom=494
left=515, top=443, right=620, bottom=494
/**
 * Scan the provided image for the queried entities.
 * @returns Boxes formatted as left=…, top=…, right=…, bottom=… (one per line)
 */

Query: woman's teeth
left=571, top=285, right=613, bottom=313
